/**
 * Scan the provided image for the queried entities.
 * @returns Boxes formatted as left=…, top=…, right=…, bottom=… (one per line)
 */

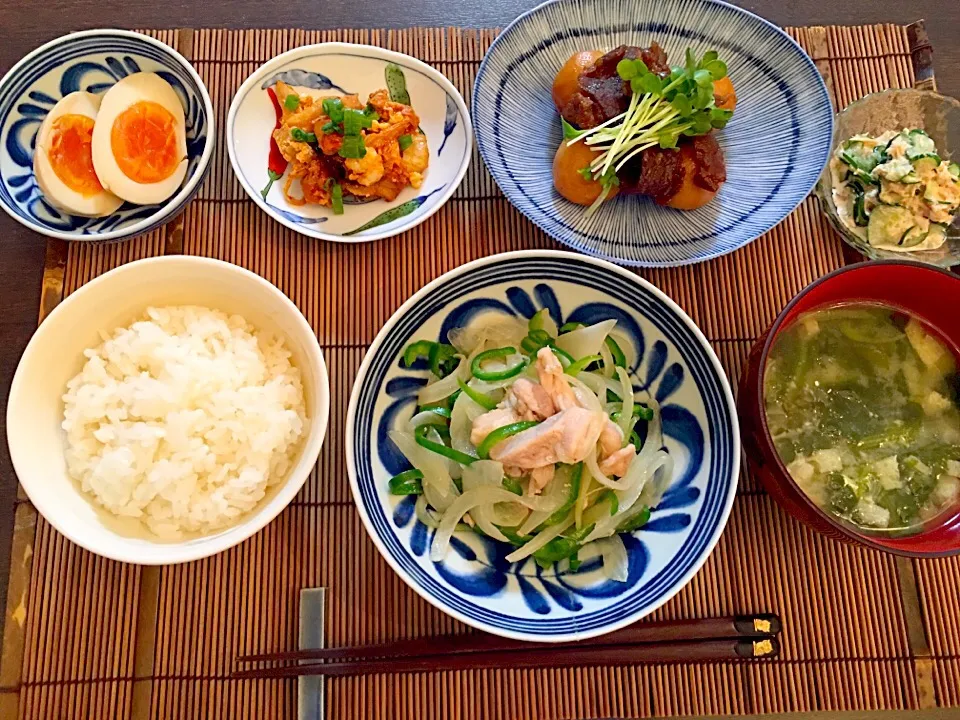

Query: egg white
left=91, top=73, right=188, bottom=205
left=33, top=92, right=124, bottom=217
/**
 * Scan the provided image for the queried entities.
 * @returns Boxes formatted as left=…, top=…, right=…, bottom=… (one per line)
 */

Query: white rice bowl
left=61, top=305, right=308, bottom=539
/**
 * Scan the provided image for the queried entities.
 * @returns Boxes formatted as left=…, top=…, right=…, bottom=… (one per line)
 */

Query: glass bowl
left=815, top=89, right=960, bottom=268
left=739, top=260, right=960, bottom=557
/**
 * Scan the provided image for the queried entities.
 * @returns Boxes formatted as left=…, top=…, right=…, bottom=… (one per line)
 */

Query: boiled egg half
left=33, top=92, right=123, bottom=217
left=91, top=73, right=188, bottom=205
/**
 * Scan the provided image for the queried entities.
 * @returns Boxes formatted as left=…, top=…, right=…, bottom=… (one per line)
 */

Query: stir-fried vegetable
left=389, top=314, right=669, bottom=580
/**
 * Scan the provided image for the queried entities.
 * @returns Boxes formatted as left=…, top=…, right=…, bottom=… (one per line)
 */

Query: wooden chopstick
left=232, top=637, right=780, bottom=679
left=237, top=614, right=781, bottom=664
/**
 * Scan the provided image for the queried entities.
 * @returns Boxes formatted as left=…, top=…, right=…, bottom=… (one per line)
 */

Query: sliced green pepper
left=616, top=506, right=651, bottom=532
left=456, top=377, right=498, bottom=411
left=428, top=343, right=459, bottom=378
left=388, top=468, right=424, bottom=495
left=539, top=463, right=582, bottom=529
left=476, top=421, right=541, bottom=459
left=502, top=477, right=524, bottom=496
left=471, top=346, right=526, bottom=381
left=605, top=336, right=627, bottom=368
left=565, top=354, right=602, bottom=376
left=414, top=426, right=476, bottom=465
left=402, top=340, right=434, bottom=368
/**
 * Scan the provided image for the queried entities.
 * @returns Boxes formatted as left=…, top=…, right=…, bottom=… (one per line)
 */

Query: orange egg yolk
left=110, top=101, right=181, bottom=184
left=47, top=114, right=103, bottom=196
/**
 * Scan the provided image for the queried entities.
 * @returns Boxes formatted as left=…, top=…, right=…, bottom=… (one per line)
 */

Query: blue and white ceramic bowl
left=0, top=29, right=214, bottom=242
left=473, top=0, right=835, bottom=267
left=346, top=250, right=740, bottom=641
left=227, top=43, right=472, bottom=242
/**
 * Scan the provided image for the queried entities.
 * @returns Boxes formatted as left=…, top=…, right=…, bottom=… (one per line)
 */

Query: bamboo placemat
left=2, top=20, right=957, bottom=720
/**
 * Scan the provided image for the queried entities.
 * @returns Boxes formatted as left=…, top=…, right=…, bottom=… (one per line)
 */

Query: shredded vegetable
left=393, top=314, right=674, bottom=581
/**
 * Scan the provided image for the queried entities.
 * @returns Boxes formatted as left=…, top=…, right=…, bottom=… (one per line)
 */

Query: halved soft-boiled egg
left=33, top=92, right=124, bottom=217
left=91, top=73, right=188, bottom=205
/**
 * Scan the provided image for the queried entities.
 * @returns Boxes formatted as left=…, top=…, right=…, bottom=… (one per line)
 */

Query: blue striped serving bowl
left=473, top=0, right=834, bottom=267
left=346, top=250, right=739, bottom=641
left=0, top=29, right=213, bottom=242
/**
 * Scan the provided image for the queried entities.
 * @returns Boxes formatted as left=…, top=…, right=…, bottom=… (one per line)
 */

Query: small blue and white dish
left=346, top=250, right=740, bottom=641
left=227, top=43, right=472, bottom=242
left=0, top=29, right=214, bottom=242
left=473, top=0, right=835, bottom=267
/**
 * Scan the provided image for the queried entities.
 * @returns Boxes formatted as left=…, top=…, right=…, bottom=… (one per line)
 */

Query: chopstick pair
left=233, top=613, right=781, bottom=679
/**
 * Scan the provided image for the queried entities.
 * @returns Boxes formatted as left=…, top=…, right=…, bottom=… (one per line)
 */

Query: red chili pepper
left=261, top=86, right=288, bottom=200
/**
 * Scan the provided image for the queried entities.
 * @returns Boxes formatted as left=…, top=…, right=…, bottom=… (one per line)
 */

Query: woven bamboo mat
left=1, top=21, right=957, bottom=720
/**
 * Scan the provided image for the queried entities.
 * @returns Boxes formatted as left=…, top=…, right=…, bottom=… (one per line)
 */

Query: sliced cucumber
left=949, top=162, right=960, bottom=178
left=853, top=191, right=869, bottom=226
left=898, top=225, right=927, bottom=248
left=909, top=153, right=941, bottom=170
left=925, top=181, right=957, bottom=204
left=874, top=156, right=914, bottom=182
left=926, top=224, right=948, bottom=247
left=867, top=204, right=916, bottom=247
left=900, top=172, right=922, bottom=184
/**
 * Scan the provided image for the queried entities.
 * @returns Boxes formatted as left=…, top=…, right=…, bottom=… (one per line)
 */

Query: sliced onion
left=407, top=410, right=449, bottom=432
left=415, top=495, right=441, bottom=528
left=615, top=367, right=634, bottom=443
left=517, top=466, right=574, bottom=535
left=582, top=450, right=671, bottom=543
left=599, top=340, right=615, bottom=378
left=447, top=316, right=528, bottom=355
left=538, top=312, right=559, bottom=339
left=417, top=356, right=468, bottom=405
left=567, top=374, right=604, bottom=412
left=555, top=319, right=617, bottom=359
left=504, top=516, right=575, bottom=563
left=450, top=392, right=485, bottom=459
left=598, top=535, right=628, bottom=582
left=492, top=502, right=530, bottom=527
left=431, top=487, right=555, bottom=561
left=637, top=452, right=674, bottom=510
left=389, top=430, right=456, bottom=512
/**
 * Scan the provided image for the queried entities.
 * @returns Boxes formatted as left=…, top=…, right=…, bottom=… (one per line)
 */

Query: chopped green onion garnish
left=389, top=469, right=424, bottom=495
left=290, top=127, right=317, bottom=143
left=343, top=108, right=374, bottom=136
left=331, top=182, right=344, bottom=215
left=322, top=97, right=344, bottom=124
left=398, top=134, right=414, bottom=151
left=339, top=134, right=367, bottom=159
left=284, top=93, right=300, bottom=111
left=476, top=421, right=540, bottom=460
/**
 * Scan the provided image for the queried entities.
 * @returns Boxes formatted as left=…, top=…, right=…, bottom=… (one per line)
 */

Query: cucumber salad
left=830, top=128, right=960, bottom=252
left=388, top=313, right=673, bottom=579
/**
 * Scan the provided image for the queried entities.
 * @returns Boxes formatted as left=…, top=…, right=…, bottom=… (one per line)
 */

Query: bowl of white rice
left=7, top=256, right=329, bottom=564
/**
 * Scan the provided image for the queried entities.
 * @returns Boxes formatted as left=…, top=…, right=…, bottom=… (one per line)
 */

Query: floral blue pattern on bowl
left=347, top=251, right=739, bottom=641
left=472, top=0, right=835, bottom=267
left=227, top=43, right=472, bottom=243
left=0, top=29, right=214, bottom=242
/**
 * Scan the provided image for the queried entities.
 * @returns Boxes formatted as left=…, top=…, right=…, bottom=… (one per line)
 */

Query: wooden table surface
left=0, top=0, right=956, bottom=623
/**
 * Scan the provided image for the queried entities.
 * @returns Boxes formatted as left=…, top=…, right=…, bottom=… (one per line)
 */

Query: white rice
left=62, top=305, right=308, bottom=539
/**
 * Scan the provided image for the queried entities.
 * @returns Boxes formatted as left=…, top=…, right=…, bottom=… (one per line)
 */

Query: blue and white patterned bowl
left=227, top=43, right=472, bottom=242
left=0, top=29, right=214, bottom=242
left=473, top=0, right=835, bottom=267
left=346, top=250, right=740, bottom=641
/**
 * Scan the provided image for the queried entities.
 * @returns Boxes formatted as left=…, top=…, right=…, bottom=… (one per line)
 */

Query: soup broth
left=764, top=303, right=960, bottom=534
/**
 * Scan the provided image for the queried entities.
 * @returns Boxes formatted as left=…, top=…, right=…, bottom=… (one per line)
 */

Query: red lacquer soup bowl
left=739, top=260, right=960, bottom=557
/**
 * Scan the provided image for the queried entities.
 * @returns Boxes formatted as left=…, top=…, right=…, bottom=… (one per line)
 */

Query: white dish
left=6, top=256, right=329, bottom=565
left=226, top=42, right=472, bottom=242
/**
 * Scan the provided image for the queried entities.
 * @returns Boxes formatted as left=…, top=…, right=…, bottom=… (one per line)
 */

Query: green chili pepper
left=428, top=343, right=459, bottom=378
left=471, top=347, right=526, bottom=381
left=502, top=477, right=524, bottom=496
left=456, top=377, right=498, bottom=411
left=414, top=426, right=476, bottom=465
left=539, top=463, right=582, bottom=529
left=402, top=340, right=435, bottom=368
left=616, top=506, right=651, bottom=532
left=565, top=354, right=602, bottom=376
left=476, top=421, right=541, bottom=459
left=388, top=469, right=424, bottom=495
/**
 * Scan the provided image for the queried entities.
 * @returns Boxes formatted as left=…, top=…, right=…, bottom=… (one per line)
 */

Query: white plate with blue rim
left=0, top=29, right=214, bottom=242
left=346, top=250, right=739, bottom=641
left=472, top=0, right=834, bottom=267
left=227, top=43, right=472, bottom=243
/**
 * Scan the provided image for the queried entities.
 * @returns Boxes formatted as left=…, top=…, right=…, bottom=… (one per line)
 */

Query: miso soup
left=763, top=303, right=960, bottom=534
